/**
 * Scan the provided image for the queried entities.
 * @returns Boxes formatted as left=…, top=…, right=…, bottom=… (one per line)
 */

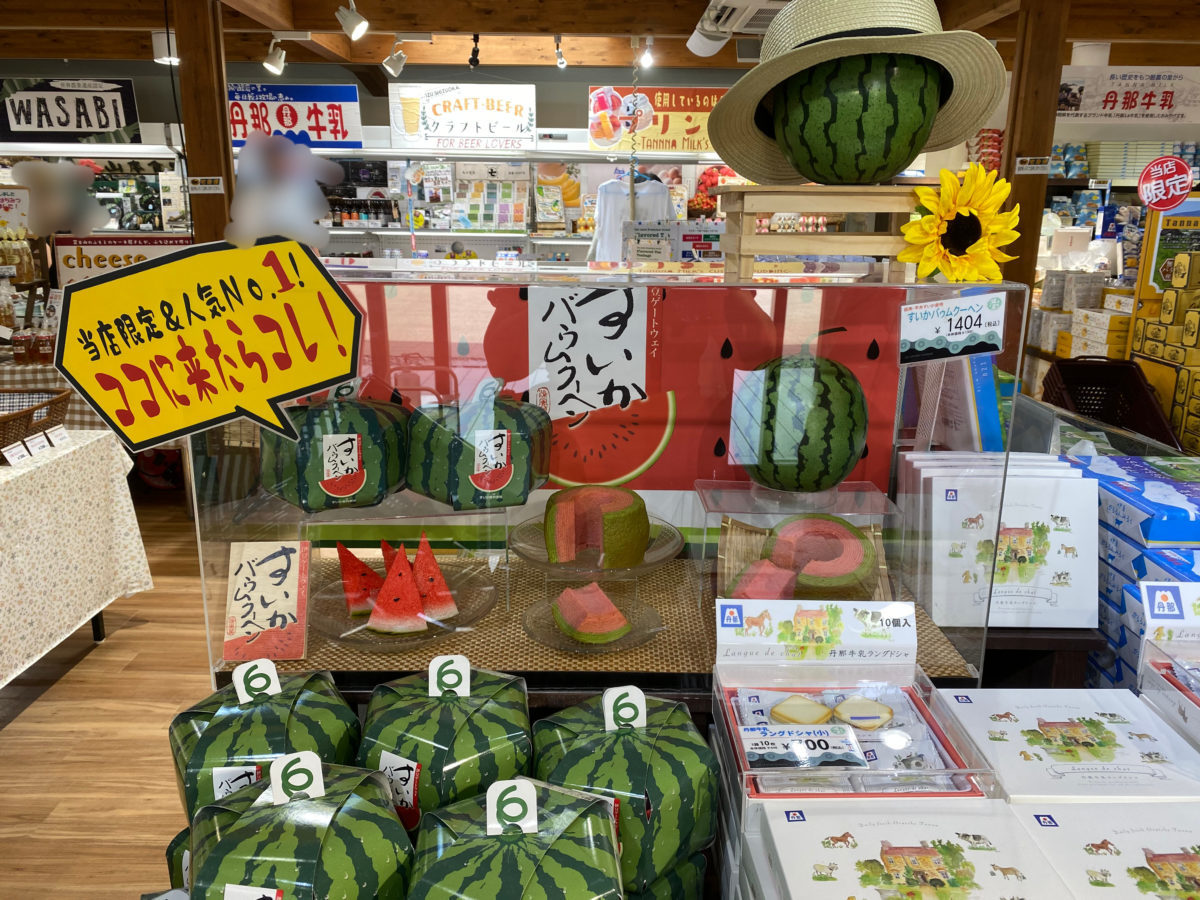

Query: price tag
left=603, top=685, right=648, bottom=731
left=1014, top=156, right=1051, bottom=175
left=486, top=779, right=538, bottom=835
left=269, top=750, right=325, bottom=805
left=181, top=850, right=190, bottom=892
left=738, top=723, right=868, bottom=769
left=224, top=887, right=283, bottom=900
left=232, top=658, right=282, bottom=704
left=24, top=431, right=52, bottom=455
left=898, top=292, right=1006, bottom=365
left=0, top=265, right=15, bottom=277
left=1, top=440, right=32, bottom=466
left=188, top=176, right=226, bottom=194
left=429, top=654, right=470, bottom=697
left=45, top=425, right=70, bottom=446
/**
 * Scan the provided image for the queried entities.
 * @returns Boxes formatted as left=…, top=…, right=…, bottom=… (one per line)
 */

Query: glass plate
left=308, top=555, right=497, bottom=650
left=508, top=514, right=684, bottom=577
left=522, top=588, right=664, bottom=655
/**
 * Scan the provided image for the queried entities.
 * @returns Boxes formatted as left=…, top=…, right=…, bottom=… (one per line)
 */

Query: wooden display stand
left=711, top=184, right=914, bottom=282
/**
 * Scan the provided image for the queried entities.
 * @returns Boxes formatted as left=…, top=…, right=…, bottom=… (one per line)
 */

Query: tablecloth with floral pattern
left=0, top=429, right=152, bottom=687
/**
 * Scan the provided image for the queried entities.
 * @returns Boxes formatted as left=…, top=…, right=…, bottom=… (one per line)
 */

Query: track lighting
left=639, top=36, right=655, bottom=68
left=263, top=38, right=287, bottom=75
left=469, top=33, right=480, bottom=68
left=336, top=0, right=369, bottom=41
left=152, top=30, right=179, bottom=65
left=382, top=41, right=407, bottom=76
left=687, top=6, right=731, bottom=57
left=555, top=35, right=567, bottom=69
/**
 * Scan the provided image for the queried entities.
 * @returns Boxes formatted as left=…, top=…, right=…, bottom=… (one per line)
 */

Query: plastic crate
left=1041, top=355, right=1182, bottom=450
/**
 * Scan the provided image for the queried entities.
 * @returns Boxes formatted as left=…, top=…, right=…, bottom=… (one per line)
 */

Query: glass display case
left=187, top=272, right=1030, bottom=709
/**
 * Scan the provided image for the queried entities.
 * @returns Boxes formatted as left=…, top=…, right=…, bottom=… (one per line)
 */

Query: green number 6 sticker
left=428, top=654, right=470, bottom=698
left=269, top=751, right=325, bottom=805
left=486, top=779, right=538, bottom=835
left=232, top=658, right=282, bottom=704
left=603, top=685, right=647, bottom=731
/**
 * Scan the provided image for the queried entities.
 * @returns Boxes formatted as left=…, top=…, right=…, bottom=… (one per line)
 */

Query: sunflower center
left=942, top=212, right=983, bottom=256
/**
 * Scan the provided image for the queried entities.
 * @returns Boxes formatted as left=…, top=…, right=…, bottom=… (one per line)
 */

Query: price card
left=486, top=779, right=538, bottom=835
left=1, top=440, right=32, bottom=466
left=429, top=654, right=470, bottom=697
left=45, top=425, right=70, bottom=446
left=898, top=292, right=1006, bottom=365
left=738, top=722, right=868, bottom=770
left=24, top=431, right=52, bottom=455
left=232, top=658, right=282, bottom=704
left=269, top=750, right=325, bottom=805
left=603, top=685, right=648, bottom=731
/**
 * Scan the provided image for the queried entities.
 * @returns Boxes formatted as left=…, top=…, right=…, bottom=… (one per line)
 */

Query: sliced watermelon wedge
left=367, top=544, right=427, bottom=633
left=552, top=582, right=631, bottom=644
left=381, top=539, right=399, bottom=574
left=414, top=532, right=458, bottom=622
left=337, top=542, right=384, bottom=617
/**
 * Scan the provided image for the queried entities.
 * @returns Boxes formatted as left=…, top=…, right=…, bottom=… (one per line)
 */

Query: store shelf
left=530, top=236, right=590, bottom=244
left=0, top=142, right=182, bottom=159
left=324, top=227, right=530, bottom=238
left=1024, top=344, right=1059, bottom=363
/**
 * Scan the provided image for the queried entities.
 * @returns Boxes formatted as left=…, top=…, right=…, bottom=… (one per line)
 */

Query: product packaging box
left=1100, top=521, right=1144, bottom=580
left=1103, top=289, right=1136, bottom=313
left=1068, top=454, right=1200, bottom=545
left=1074, top=307, right=1131, bottom=332
left=1173, top=252, right=1200, bottom=290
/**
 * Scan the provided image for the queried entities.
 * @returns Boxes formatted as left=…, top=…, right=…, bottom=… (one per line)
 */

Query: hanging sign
left=1056, top=66, right=1200, bottom=124
left=587, top=86, right=726, bottom=152
left=1, top=78, right=140, bottom=142
left=389, top=83, right=536, bottom=151
left=1139, top=156, right=1196, bottom=212
left=54, top=238, right=362, bottom=451
left=55, top=235, right=193, bottom=286
left=228, top=83, right=362, bottom=148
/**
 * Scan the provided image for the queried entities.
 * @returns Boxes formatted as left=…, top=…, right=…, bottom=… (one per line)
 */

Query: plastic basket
left=1041, top=356, right=1182, bottom=450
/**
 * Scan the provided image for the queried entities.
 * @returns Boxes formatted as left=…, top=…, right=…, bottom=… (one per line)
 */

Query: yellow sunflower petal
left=960, top=166, right=980, bottom=209
left=915, top=187, right=941, bottom=211
left=939, top=169, right=961, bottom=215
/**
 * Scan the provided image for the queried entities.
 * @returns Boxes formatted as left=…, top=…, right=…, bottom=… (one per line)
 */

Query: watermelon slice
left=729, top=559, right=796, bottom=600
left=337, top=542, right=384, bottom=617
left=552, top=582, right=631, bottom=644
left=414, top=532, right=458, bottom=622
left=367, top=545, right=427, bottom=633
left=381, top=539, right=399, bottom=574
left=548, top=392, right=676, bottom=488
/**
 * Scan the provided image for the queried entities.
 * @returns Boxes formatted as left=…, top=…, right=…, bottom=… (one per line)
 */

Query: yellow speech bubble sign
left=55, top=238, right=361, bottom=450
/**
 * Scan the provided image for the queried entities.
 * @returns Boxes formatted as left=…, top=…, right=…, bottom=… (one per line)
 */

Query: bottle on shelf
left=0, top=274, right=16, bottom=330
left=11, top=324, right=34, bottom=365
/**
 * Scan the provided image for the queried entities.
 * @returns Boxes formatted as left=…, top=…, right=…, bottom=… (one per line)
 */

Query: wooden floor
left=0, top=488, right=209, bottom=898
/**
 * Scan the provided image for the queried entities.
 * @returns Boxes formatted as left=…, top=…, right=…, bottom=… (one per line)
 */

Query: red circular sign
left=1138, top=155, right=1195, bottom=212
left=275, top=103, right=299, bottom=129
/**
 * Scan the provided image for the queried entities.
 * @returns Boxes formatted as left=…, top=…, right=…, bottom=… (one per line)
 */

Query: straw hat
left=708, top=0, right=1006, bottom=185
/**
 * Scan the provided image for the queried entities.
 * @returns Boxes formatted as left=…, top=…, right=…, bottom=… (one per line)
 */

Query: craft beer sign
left=1, top=78, right=140, bottom=143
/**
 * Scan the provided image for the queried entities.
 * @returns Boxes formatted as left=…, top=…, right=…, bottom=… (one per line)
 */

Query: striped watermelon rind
left=356, top=668, right=532, bottom=822
left=772, top=53, right=943, bottom=185
left=641, top=853, right=707, bottom=899
left=166, top=826, right=189, bottom=889
left=260, top=399, right=409, bottom=513
left=407, top=398, right=552, bottom=510
left=729, top=353, right=868, bottom=493
left=408, top=779, right=623, bottom=899
left=169, top=671, right=361, bottom=822
left=761, top=513, right=878, bottom=597
left=189, top=765, right=413, bottom=899
left=532, top=695, right=719, bottom=893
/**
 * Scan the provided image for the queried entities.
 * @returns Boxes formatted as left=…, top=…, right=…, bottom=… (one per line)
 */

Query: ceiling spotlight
left=469, top=33, right=480, bottom=68
left=639, top=36, right=655, bottom=68
left=555, top=35, right=567, bottom=69
left=151, top=30, right=179, bottom=65
left=382, top=41, right=407, bottom=76
left=263, top=38, right=287, bottom=75
left=336, top=0, right=369, bottom=41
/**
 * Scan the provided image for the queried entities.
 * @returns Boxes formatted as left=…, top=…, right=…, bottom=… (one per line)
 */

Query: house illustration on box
left=880, top=841, right=951, bottom=885
left=792, top=608, right=830, bottom=643
left=998, top=527, right=1034, bottom=561
left=1143, top=847, right=1200, bottom=890
left=1036, top=717, right=1091, bottom=745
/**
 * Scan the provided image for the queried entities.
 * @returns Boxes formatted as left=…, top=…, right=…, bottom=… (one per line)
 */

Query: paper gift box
left=169, top=671, right=360, bottom=821
left=165, top=826, right=189, bottom=889
left=357, top=667, right=532, bottom=829
left=533, top=694, right=718, bottom=893
left=190, top=765, right=413, bottom=899
left=407, top=780, right=623, bottom=899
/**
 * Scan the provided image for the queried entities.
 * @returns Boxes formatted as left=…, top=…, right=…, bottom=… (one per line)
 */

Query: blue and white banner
left=228, top=83, right=362, bottom=149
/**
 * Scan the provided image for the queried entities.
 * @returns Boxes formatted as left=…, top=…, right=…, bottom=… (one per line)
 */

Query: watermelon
left=367, top=545, right=426, bottom=634
left=552, top=582, right=630, bottom=644
left=543, top=485, right=650, bottom=569
left=407, top=779, right=622, bottom=899
left=772, top=53, right=943, bottom=185
left=165, top=826, right=189, bottom=889
left=190, top=764, right=413, bottom=899
left=168, top=671, right=360, bottom=822
left=356, top=668, right=532, bottom=828
left=641, top=853, right=707, bottom=899
left=533, top=695, right=718, bottom=893
left=763, top=513, right=878, bottom=598
left=730, top=558, right=797, bottom=600
left=260, top=399, right=409, bottom=513
left=407, top=396, right=551, bottom=510
left=549, top=391, right=677, bottom=488
left=337, top=542, right=383, bottom=617
left=381, top=539, right=399, bottom=573
left=729, top=352, right=867, bottom=493
left=414, top=532, right=458, bottom=622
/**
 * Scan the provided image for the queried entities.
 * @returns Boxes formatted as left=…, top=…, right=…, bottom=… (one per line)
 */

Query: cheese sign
left=54, top=238, right=361, bottom=451
left=55, top=235, right=193, bottom=286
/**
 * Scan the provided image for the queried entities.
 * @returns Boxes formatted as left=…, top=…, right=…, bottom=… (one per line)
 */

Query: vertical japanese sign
left=1056, top=66, right=1200, bottom=124
left=228, top=83, right=362, bottom=148
left=388, top=83, right=536, bottom=151
left=223, top=541, right=310, bottom=661
left=587, top=86, right=726, bottom=152
left=54, top=238, right=362, bottom=450
left=1, top=78, right=140, bottom=142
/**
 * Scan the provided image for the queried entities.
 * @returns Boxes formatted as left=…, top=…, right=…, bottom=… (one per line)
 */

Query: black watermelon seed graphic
left=861, top=444, right=869, bottom=459
left=714, top=437, right=727, bottom=457
left=867, top=339, right=880, bottom=360
left=720, top=338, right=733, bottom=359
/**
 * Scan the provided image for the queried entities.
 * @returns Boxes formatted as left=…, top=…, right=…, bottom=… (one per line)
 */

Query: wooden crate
left=710, top=184, right=915, bottom=282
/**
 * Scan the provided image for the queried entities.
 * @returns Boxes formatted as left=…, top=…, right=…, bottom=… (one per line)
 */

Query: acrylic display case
left=187, top=272, right=1030, bottom=710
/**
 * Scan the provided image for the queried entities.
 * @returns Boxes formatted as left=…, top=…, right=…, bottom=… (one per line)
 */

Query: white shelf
left=325, top=227, right=530, bottom=239
left=0, top=142, right=181, bottom=159
left=530, top=236, right=591, bottom=244
left=250, top=145, right=722, bottom=165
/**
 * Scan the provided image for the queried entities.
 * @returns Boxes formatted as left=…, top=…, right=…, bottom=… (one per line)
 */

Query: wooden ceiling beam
left=220, top=0, right=294, bottom=32
left=936, top=0, right=1020, bottom=32
left=981, top=3, right=1200, bottom=42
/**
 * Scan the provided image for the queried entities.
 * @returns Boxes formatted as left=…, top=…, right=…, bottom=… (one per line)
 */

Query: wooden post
left=171, top=0, right=234, bottom=243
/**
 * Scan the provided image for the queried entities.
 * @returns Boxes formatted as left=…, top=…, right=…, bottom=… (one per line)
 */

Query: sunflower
left=898, top=163, right=1021, bottom=282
